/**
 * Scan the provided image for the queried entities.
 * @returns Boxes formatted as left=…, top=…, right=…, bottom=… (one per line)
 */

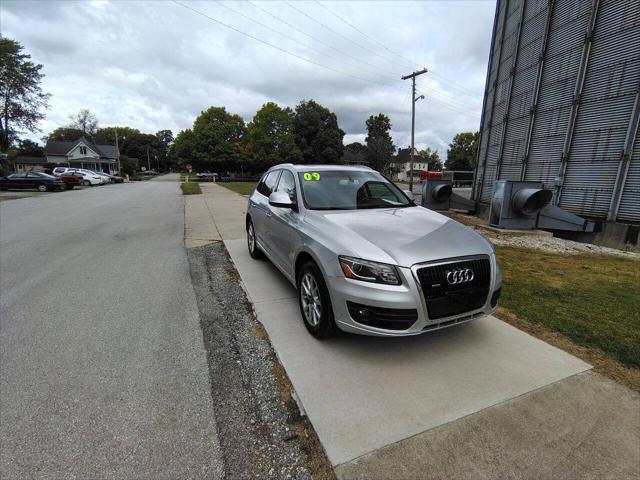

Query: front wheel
left=297, top=262, right=336, bottom=339
left=247, top=219, right=263, bottom=259
left=37, top=184, right=47, bottom=192
left=83, top=180, right=91, bottom=187
left=65, top=184, right=73, bottom=190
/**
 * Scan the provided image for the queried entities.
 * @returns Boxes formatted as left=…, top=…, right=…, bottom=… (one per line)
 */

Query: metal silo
left=473, top=0, right=640, bottom=233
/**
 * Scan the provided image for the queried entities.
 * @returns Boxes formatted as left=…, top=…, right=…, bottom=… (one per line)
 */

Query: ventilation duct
left=421, top=179, right=476, bottom=212
left=489, top=180, right=595, bottom=232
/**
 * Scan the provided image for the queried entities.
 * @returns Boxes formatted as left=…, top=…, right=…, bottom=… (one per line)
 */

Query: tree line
left=1, top=35, right=480, bottom=176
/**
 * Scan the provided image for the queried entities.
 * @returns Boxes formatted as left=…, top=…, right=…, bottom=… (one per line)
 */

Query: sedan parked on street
left=58, top=172, right=84, bottom=190
left=246, top=164, right=502, bottom=339
left=101, top=173, right=124, bottom=183
left=0, top=171, right=66, bottom=192
left=64, top=169, right=105, bottom=186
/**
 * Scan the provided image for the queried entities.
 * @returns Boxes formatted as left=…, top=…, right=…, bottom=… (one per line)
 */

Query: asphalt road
left=0, top=175, right=223, bottom=479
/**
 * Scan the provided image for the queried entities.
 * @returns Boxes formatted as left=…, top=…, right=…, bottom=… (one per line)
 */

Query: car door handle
left=266, top=211, right=273, bottom=217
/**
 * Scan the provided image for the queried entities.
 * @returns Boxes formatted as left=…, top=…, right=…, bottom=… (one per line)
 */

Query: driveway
left=0, top=175, right=222, bottom=479
left=192, top=183, right=640, bottom=479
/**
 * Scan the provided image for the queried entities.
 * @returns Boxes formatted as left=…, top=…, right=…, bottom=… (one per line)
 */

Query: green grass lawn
left=218, top=182, right=257, bottom=196
left=180, top=182, right=202, bottom=195
left=495, top=246, right=640, bottom=368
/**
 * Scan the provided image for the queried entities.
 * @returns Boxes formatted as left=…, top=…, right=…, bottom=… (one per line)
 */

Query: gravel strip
left=446, top=212, right=639, bottom=259
left=187, top=241, right=334, bottom=480
left=486, top=233, right=640, bottom=259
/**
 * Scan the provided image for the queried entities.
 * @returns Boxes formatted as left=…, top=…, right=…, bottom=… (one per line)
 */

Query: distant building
left=390, top=148, right=430, bottom=182
left=44, top=137, right=119, bottom=173
left=12, top=156, right=50, bottom=172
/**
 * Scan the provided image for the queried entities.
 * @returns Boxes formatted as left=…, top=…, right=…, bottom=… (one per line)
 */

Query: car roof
left=269, top=164, right=373, bottom=173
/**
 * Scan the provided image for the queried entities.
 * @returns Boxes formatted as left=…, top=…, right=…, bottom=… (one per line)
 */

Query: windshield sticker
left=303, top=172, right=321, bottom=181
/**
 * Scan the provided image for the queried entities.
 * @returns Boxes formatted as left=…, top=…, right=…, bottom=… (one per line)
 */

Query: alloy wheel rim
left=248, top=224, right=255, bottom=252
left=300, top=273, right=322, bottom=327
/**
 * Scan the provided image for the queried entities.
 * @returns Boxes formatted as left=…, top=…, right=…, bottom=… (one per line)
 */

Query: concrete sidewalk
left=187, top=183, right=640, bottom=479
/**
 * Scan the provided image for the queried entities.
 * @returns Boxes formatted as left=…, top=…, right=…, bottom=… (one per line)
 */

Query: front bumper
left=327, top=256, right=501, bottom=337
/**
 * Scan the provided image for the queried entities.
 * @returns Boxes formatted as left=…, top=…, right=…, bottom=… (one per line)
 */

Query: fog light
left=357, top=308, right=372, bottom=319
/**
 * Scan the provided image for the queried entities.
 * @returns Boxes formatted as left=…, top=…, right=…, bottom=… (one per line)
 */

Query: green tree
left=343, top=141, right=368, bottom=165
left=292, top=100, right=344, bottom=163
left=94, top=126, right=163, bottom=171
left=45, top=127, right=84, bottom=142
left=365, top=113, right=395, bottom=173
left=67, top=109, right=98, bottom=136
left=171, top=107, right=248, bottom=172
left=446, top=131, right=479, bottom=171
left=418, top=147, right=443, bottom=170
left=246, top=102, right=301, bottom=172
left=14, top=138, right=44, bottom=157
left=0, top=37, right=51, bottom=151
left=155, top=129, right=174, bottom=171
left=171, top=128, right=195, bottom=167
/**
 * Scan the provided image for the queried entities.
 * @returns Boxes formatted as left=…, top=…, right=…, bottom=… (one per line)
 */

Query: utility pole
left=146, top=147, right=151, bottom=172
left=115, top=129, right=121, bottom=175
left=402, top=67, right=428, bottom=193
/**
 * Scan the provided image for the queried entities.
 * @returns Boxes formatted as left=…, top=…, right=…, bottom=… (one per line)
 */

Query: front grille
left=415, top=258, right=491, bottom=320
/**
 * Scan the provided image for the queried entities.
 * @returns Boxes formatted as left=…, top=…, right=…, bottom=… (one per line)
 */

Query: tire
left=37, top=184, right=47, bottom=192
left=297, top=261, right=336, bottom=339
left=83, top=180, right=91, bottom=187
left=246, top=218, right=264, bottom=259
left=65, top=184, right=73, bottom=190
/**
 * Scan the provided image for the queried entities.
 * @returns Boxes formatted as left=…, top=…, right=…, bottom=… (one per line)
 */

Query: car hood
left=308, top=206, right=493, bottom=267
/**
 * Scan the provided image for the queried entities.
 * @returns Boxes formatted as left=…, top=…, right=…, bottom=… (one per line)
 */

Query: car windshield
left=298, top=170, right=413, bottom=210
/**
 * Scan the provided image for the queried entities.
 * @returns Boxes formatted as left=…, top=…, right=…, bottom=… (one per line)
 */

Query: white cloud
left=1, top=0, right=495, bottom=153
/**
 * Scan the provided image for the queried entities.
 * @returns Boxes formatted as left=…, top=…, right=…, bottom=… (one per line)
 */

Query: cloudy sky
left=1, top=0, right=496, bottom=153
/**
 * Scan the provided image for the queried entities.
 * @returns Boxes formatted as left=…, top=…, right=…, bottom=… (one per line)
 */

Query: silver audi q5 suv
left=246, top=164, right=502, bottom=338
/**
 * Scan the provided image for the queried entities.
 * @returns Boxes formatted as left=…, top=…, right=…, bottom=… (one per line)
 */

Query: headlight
left=338, top=256, right=401, bottom=285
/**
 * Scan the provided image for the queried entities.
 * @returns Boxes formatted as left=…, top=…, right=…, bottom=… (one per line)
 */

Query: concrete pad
left=336, top=372, right=640, bottom=480
left=224, top=238, right=591, bottom=466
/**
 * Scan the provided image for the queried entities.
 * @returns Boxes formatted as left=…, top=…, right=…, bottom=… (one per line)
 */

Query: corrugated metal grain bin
left=473, top=0, right=640, bottom=225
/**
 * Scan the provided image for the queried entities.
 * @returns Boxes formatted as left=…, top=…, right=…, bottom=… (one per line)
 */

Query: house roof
left=14, top=156, right=48, bottom=164
left=44, top=137, right=118, bottom=159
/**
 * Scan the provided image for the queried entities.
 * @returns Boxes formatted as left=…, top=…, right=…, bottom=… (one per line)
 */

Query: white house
left=44, top=137, right=119, bottom=174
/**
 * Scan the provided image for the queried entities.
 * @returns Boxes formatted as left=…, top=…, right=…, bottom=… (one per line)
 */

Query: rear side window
left=257, top=170, right=280, bottom=197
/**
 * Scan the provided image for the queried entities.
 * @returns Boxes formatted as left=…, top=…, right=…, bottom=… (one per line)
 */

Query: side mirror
left=403, top=190, right=415, bottom=201
left=269, top=191, right=294, bottom=208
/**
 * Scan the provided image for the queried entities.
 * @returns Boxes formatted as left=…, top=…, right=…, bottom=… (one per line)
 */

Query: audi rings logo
left=446, top=269, right=474, bottom=285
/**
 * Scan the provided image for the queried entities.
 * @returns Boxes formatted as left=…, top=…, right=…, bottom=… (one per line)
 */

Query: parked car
left=101, top=172, right=124, bottom=183
left=58, top=172, right=83, bottom=190
left=0, top=171, right=66, bottom=192
left=65, top=170, right=103, bottom=186
left=52, top=166, right=72, bottom=176
left=246, top=164, right=502, bottom=339
left=93, top=172, right=113, bottom=184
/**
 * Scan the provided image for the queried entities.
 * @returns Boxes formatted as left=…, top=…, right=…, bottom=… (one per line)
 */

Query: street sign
left=186, top=163, right=193, bottom=173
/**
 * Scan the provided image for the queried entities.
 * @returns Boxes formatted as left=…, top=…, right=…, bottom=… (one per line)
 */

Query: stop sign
left=186, top=163, right=193, bottom=173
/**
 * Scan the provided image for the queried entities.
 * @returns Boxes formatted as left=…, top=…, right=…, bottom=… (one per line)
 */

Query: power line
left=313, top=0, right=417, bottom=70
left=171, top=0, right=394, bottom=88
left=284, top=1, right=403, bottom=67
left=245, top=0, right=403, bottom=82
left=313, top=0, right=482, bottom=98
left=172, top=1, right=480, bottom=121
left=416, top=80, right=480, bottom=111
